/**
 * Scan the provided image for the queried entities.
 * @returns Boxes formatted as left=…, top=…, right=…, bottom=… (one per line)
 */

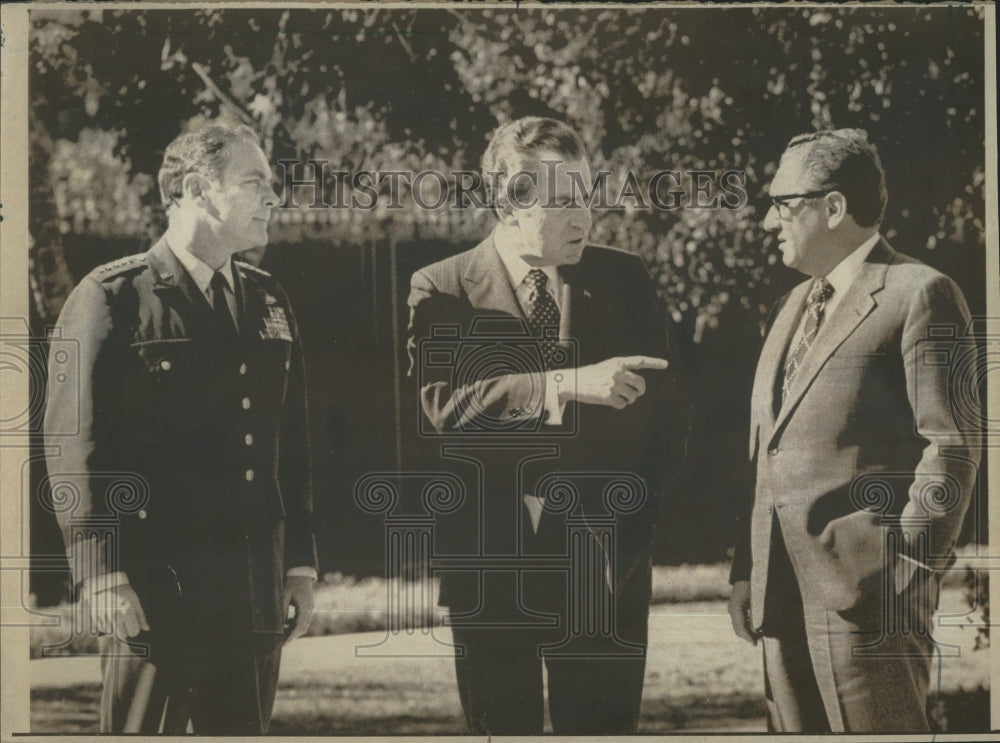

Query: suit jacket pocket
left=813, top=509, right=886, bottom=611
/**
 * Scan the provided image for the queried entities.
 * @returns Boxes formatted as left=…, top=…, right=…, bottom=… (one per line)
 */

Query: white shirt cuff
left=82, top=571, right=130, bottom=595
left=543, top=370, right=568, bottom=426
left=287, top=567, right=318, bottom=581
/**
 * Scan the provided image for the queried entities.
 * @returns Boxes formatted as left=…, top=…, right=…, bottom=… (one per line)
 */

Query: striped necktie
left=781, top=278, right=834, bottom=404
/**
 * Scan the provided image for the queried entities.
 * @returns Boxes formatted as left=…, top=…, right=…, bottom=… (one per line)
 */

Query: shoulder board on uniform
left=234, top=260, right=272, bottom=278
left=92, top=253, right=148, bottom=280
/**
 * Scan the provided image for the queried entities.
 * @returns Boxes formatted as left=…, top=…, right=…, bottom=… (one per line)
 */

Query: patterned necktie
left=781, top=278, right=834, bottom=403
left=525, top=269, right=561, bottom=369
left=211, top=270, right=238, bottom=339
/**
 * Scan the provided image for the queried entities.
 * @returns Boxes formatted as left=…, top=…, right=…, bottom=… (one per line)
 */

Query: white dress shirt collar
left=821, top=232, right=880, bottom=298
left=493, top=230, right=561, bottom=294
left=167, top=241, right=235, bottom=298
left=786, top=233, right=881, bottom=352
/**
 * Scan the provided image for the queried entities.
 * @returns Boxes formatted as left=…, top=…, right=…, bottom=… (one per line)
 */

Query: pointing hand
left=561, top=356, right=669, bottom=409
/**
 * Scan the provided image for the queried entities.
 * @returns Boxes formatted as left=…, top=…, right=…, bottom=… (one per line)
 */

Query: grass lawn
left=31, top=554, right=984, bottom=655
left=30, top=586, right=988, bottom=734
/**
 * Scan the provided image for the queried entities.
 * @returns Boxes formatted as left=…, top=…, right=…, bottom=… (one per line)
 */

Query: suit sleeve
left=277, top=290, right=318, bottom=572
left=406, top=268, right=548, bottom=432
left=43, top=276, right=117, bottom=587
left=899, top=274, right=981, bottom=564
left=728, top=457, right=756, bottom=584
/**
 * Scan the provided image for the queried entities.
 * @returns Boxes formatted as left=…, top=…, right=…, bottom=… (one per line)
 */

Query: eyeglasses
left=769, top=190, right=831, bottom=221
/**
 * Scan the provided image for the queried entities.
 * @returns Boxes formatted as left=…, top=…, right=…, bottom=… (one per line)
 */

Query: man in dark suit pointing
left=44, top=122, right=317, bottom=733
left=407, top=117, right=690, bottom=734
left=728, top=129, right=980, bottom=731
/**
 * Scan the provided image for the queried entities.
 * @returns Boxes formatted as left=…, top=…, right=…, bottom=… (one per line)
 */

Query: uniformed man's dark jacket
left=44, top=238, right=317, bottom=638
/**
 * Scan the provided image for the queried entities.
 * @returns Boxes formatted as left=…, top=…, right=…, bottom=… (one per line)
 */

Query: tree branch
left=190, top=62, right=253, bottom=126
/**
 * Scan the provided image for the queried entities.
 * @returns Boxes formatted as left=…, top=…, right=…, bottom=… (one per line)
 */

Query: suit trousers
left=761, top=516, right=937, bottom=732
left=449, top=605, right=648, bottom=735
left=98, top=632, right=283, bottom=734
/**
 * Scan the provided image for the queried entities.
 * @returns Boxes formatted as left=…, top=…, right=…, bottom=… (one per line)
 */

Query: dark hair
left=157, top=124, right=260, bottom=208
left=481, top=117, right=586, bottom=208
left=784, top=129, right=887, bottom=227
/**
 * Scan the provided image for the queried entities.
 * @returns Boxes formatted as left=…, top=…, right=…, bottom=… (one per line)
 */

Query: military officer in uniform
left=43, top=122, right=317, bottom=733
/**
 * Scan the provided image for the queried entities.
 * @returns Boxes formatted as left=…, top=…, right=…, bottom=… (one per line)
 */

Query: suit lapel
left=770, top=239, right=893, bottom=439
left=559, top=259, right=594, bottom=347
left=461, top=234, right=526, bottom=319
left=753, top=283, right=809, bottom=445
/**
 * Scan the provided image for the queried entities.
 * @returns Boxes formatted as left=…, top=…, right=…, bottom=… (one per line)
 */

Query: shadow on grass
left=640, top=693, right=765, bottom=732
left=929, top=686, right=990, bottom=733
left=269, top=714, right=468, bottom=735
left=30, top=684, right=990, bottom=734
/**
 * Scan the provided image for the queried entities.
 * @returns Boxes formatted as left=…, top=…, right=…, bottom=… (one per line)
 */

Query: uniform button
left=239, top=362, right=247, bottom=375
left=244, top=433, right=254, bottom=446
left=160, top=360, right=171, bottom=371
left=242, top=397, right=251, bottom=410
left=245, top=469, right=255, bottom=482
left=138, top=509, right=147, bottom=520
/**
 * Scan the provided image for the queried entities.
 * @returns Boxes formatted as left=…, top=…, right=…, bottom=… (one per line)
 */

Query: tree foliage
left=29, top=6, right=986, bottom=340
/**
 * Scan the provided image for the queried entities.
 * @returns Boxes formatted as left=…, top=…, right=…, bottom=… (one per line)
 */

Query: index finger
left=619, top=356, right=669, bottom=371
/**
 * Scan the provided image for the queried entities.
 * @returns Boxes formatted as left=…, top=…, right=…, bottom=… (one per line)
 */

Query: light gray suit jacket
left=732, top=238, right=980, bottom=629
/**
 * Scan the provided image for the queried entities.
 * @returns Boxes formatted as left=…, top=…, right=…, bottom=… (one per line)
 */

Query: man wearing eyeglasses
left=727, top=129, right=979, bottom=731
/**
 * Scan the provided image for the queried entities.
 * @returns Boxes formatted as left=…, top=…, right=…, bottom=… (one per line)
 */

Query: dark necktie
left=525, top=269, right=561, bottom=369
left=780, top=277, right=834, bottom=404
left=210, top=270, right=238, bottom=339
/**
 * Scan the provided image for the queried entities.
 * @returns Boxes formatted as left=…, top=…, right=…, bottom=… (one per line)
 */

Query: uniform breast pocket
left=130, top=339, right=201, bottom=402
left=132, top=338, right=194, bottom=374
